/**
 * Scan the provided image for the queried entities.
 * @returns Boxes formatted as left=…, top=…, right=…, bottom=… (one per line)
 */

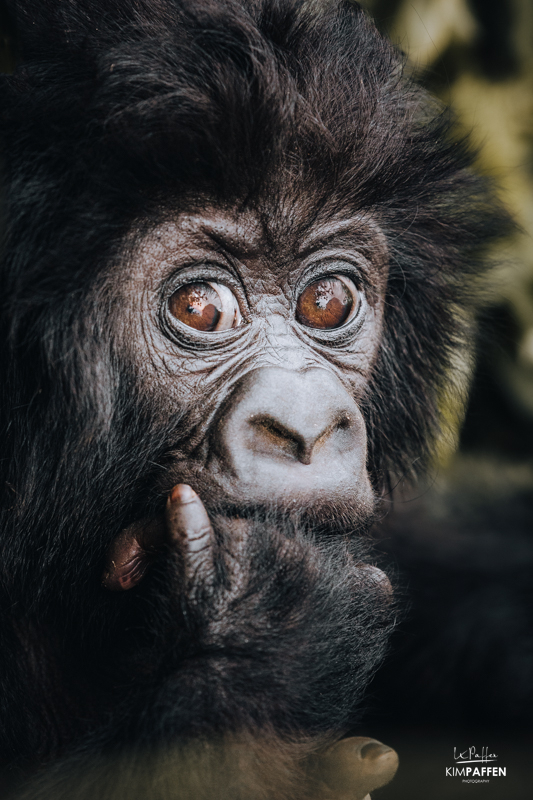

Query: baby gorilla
left=0, top=0, right=509, bottom=794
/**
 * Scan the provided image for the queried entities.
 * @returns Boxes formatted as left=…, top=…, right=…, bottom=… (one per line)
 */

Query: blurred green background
left=365, top=0, right=533, bottom=463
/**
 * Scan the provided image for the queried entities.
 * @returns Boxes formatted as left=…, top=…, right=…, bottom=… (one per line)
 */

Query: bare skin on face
left=106, top=207, right=389, bottom=523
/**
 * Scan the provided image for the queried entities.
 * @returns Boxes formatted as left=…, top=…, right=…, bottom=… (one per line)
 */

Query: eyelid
left=296, top=256, right=367, bottom=295
left=165, top=259, right=241, bottom=289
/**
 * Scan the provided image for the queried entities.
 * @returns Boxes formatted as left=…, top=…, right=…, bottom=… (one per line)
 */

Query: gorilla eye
left=296, top=275, right=359, bottom=330
left=168, top=281, right=242, bottom=332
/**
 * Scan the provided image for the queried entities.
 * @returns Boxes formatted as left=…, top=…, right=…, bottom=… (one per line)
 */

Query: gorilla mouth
left=102, top=482, right=379, bottom=593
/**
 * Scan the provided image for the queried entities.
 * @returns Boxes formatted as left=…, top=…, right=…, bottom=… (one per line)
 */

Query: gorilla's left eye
left=296, top=275, right=360, bottom=330
left=168, top=281, right=243, bottom=332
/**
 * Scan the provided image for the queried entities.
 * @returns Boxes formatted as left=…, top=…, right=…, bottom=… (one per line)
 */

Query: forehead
left=137, top=201, right=388, bottom=273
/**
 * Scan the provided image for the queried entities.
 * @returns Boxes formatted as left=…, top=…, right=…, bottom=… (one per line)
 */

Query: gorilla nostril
left=313, top=413, right=356, bottom=453
left=336, top=416, right=351, bottom=430
left=248, top=415, right=306, bottom=462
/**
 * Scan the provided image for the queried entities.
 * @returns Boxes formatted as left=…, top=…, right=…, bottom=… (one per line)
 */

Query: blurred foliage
left=364, top=0, right=533, bottom=461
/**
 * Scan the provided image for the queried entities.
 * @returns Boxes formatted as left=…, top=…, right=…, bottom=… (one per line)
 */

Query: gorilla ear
left=2, top=0, right=165, bottom=61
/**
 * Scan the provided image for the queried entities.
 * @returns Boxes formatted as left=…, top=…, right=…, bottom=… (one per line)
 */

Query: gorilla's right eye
left=168, top=281, right=242, bottom=332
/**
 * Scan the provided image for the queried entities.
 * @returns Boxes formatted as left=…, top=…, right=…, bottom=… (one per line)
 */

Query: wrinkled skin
left=112, top=207, right=387, bottom=517
left=0, top=201, right=396, bottom=771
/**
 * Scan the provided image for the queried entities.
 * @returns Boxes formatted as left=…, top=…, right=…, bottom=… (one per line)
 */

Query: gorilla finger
left=166, top=484, right=215, bottom=591
left=102, top=517, right=165, bottom=591
left=310, top=736, right=399, bottom=800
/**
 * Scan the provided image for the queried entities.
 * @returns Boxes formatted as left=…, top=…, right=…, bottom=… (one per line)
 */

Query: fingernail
left=169, top=484, right=197, bottom=504
left=360, top=741, right=394, bottom=760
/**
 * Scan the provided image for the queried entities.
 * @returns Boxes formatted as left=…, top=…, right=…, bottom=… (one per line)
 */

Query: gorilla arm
left=97, top=486, right=398, bottom=800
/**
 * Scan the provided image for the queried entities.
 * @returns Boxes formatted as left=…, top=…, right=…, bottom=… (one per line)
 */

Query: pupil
left=187, top=302, right=220, bottom=329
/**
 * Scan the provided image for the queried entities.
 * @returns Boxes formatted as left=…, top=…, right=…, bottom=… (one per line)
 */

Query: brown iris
left=168, top=281, right=242, bottom=332
left=296, top=275, right=358, bottom=330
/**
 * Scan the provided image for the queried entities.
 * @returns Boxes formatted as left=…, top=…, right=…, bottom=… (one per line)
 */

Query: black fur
left=0, top=0, right=509, bottom=778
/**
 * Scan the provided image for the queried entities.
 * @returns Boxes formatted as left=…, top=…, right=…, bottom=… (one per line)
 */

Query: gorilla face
left=112, top=205, right=388, bottom=522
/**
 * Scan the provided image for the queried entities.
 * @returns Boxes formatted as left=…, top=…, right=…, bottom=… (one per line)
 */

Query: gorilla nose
left=211, top=368, right=371, bottom=505
left=248, top=412, right=352, bottom=466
